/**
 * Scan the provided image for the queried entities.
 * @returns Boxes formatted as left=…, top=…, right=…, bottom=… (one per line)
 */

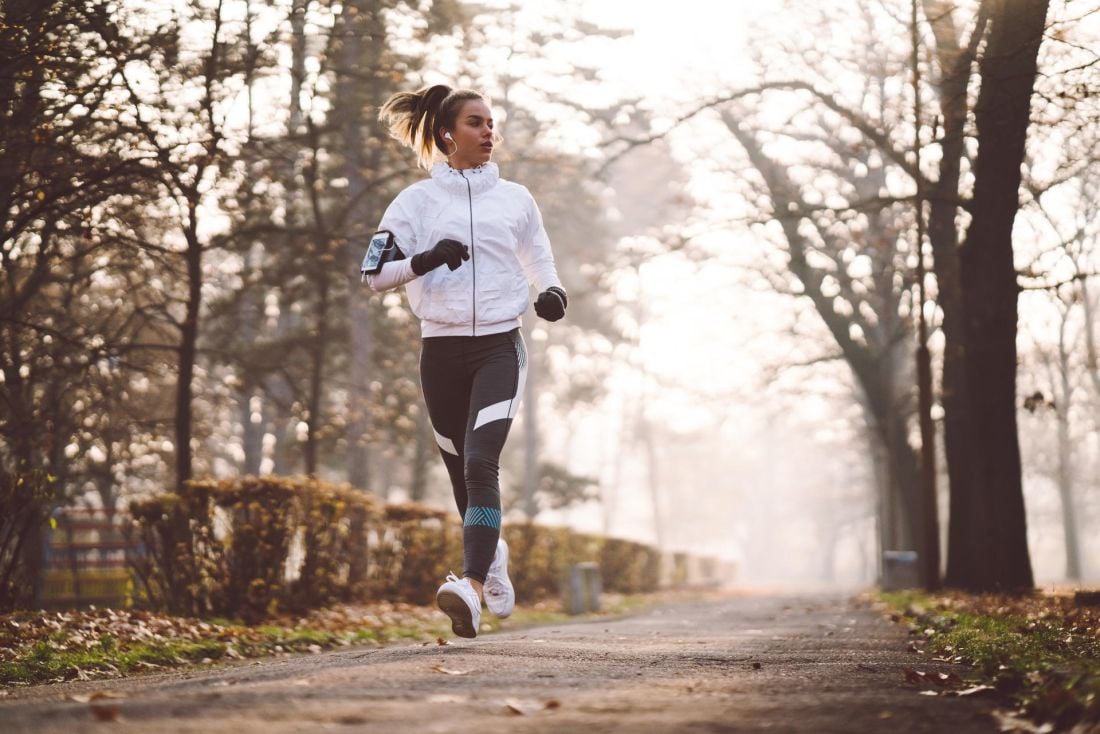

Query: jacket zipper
left=461, top=170, right=476, bottom=336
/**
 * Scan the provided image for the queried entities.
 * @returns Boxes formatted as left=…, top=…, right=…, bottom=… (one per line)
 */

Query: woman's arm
left=364, top=192, right=420, bottom=292
left=366, top=258, right=418, bottom=292
left=515, top=190, right=563, bottom=292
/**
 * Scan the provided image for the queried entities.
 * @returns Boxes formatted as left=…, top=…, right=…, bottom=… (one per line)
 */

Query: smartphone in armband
left=360, top=229, right=406, bottom=279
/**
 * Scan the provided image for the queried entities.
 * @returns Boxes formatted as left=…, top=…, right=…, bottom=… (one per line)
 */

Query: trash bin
left=881, top=550, right=920, bottom=590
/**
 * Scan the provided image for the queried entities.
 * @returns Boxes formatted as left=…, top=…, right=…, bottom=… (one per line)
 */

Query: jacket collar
left=430, top=161, right=500, bottom=196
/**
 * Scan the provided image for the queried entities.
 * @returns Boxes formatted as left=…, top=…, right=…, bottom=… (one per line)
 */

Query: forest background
left=2, top=0, right=1099, bottom=600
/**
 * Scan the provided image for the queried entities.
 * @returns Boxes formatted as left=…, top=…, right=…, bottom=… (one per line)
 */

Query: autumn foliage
left=127, top=477, right=661, bottom=623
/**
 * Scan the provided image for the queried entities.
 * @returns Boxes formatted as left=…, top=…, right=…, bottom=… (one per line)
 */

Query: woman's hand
left=534, top=286, right=567, bottom=322
left=411, top=238, right=470, bottom=275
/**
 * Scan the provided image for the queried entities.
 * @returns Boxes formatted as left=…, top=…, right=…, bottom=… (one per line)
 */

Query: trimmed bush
left=128, top=477, right=380, bottom=621
left=368, top=503, right=463, bottom=605
left=128, top=476, right=664, bottom=621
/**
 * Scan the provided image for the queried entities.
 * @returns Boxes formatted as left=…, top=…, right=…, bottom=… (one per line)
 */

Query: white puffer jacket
left=365, top=162, right=562, bottom=338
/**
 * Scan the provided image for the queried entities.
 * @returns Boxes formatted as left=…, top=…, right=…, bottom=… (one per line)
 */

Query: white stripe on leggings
left=434, top=428, right=458, bottom=455
left=473, top=346, right=527, bottom=431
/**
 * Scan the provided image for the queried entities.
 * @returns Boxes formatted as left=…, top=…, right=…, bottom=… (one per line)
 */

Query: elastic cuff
left=547, top=286, right=567, bottom=308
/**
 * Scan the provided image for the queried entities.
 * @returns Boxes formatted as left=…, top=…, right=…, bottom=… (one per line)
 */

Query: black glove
left=534, top=286, right=567, bottom=322
left=411, top=238, right=470, bottom=275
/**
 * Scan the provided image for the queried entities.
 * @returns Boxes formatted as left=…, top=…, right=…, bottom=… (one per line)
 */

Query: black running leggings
left=419, top=328, right=527, bottom=583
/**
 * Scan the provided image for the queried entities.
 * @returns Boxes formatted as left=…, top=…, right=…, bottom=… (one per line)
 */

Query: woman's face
left=443, top=98, right=495, bottom=169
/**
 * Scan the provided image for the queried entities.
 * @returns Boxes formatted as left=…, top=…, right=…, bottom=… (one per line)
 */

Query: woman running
left=365, top=85, right=567, bottom=638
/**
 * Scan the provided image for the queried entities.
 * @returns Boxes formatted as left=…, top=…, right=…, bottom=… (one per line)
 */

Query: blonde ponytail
left=379, top=84, right=486, bottom=169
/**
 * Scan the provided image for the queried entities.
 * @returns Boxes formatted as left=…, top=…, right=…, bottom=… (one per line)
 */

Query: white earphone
left=444, top=132, right=453, bottom=141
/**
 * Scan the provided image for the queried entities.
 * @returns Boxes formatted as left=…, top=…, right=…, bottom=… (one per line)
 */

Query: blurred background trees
left=3, top=0, right=1100, bottom=603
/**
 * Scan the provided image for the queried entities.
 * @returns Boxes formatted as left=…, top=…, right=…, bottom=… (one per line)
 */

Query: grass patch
left=0, top=638, right=228, bottom=685
left=878, top=590, right=1100, bottom=729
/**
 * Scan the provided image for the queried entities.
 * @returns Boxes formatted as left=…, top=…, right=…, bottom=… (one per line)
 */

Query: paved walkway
left=0, top=592, right=999, bottom=733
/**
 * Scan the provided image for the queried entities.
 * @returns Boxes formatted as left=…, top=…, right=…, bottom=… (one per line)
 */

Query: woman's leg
left=419, top=337, right=474, bottom=517
left=460, top=329, right=527, bottom=583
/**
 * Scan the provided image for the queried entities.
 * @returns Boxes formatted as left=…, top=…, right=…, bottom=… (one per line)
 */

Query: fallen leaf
left=88, top=691, right=124, bottom=722
left=954, top=685, right=995, bottom=697
left=436, top=637, right=451, bottom=646
left=336, top=715, right=368, bottom=725
left=503, top=698, right=541, bottom=716
left=904, top=669, right=925, bottom=684
left=430, top=665, right=469, bottom=676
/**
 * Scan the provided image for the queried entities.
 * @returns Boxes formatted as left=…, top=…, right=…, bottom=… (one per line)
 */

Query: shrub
left=0, top=467, right=58, bottom=612
left=128, top=477, right=664, bottom=621
left=367, top=503, right=462, bottom=605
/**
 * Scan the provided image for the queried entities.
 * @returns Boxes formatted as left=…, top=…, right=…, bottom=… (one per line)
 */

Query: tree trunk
left=305, top=278, right=329, bottom=476
left=339, top=0, right=382, bottom=490
left=521, top=318, right=540, bottom=519
left=1079, top=278, right=1100, bottom=411
left=176, top=208, right=203, bottom=487
left=953, top=0, right=1047, bottom=590
left=409, top=404, right=433, bottom=502
left=919, top=0, right=990, bottom=590
left=1054, top=305, right=1082, bottom=580
left=722, top=114, right=924, bottom=566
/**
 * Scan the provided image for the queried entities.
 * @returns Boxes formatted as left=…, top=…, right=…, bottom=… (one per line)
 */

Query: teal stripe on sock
left=464, top=506, right=501, bottom=529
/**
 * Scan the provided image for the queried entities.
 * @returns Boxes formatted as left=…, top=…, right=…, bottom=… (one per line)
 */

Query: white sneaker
left=484, top=538, right=515, bottom=618
left=436, top=573, right=481, bottom=639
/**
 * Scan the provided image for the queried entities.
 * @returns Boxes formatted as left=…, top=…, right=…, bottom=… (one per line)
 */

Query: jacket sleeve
left=516, top=189, right=563, bottom=293
left=364, top=190, right=420, bottom=292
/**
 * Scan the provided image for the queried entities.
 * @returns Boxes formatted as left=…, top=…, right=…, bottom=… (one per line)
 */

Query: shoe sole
left=487, top=543, right=514, bottom=619
left=437, top=589, right=477, bottom=638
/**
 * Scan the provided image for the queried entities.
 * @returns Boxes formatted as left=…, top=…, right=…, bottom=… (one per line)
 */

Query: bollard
left=563, top=562, right=602, bottom=615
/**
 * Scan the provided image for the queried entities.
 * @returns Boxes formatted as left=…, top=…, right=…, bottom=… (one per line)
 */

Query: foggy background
left=3, top=0, right=1099, bottom=590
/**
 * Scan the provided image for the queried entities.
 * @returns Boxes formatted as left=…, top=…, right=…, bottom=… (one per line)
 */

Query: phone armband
left=360, top=230, right=406, bottom=276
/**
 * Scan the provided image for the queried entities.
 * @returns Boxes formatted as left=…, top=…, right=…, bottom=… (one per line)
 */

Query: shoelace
left=445, top=572, right=479, bottom=606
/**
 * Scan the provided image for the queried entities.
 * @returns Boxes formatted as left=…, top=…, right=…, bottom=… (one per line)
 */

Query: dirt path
left=0, top=592, right=999, bottom=733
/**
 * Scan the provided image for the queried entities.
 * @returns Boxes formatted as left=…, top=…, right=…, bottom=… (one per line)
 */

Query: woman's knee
left=464, top=452, right=500, bottom=489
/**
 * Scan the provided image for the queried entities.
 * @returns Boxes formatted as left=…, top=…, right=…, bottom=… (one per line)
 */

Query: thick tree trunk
left=919, top=0, right=989, bottom=589
left=953, top=0, right=1047, bottom=590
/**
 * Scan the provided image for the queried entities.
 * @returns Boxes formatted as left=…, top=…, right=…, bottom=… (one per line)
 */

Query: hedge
left=127, top=476, right=663, bottom=623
